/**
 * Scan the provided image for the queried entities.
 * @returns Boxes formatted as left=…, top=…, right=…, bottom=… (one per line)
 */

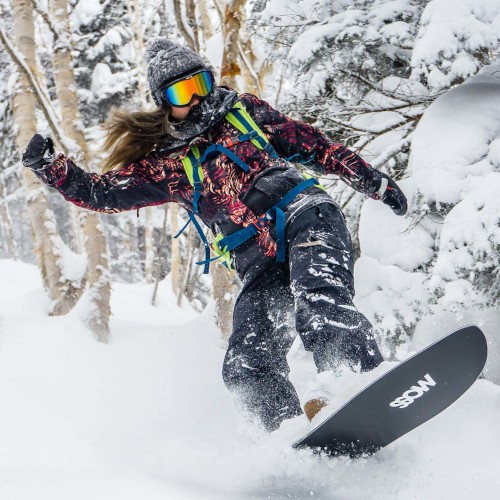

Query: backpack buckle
left=221, top=136, right=239, bottom=148
left=252, top=212, right=274, bottom=232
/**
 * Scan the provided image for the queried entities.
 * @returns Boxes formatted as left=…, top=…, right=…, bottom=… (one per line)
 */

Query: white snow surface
left=411, top=0, right=500, bottom=90
left=410, top=69, right=500, bottom=204
left=0, top=259, right=499, bottom=499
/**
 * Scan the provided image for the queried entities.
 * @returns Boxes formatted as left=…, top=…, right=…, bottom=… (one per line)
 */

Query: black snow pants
left=222, top=203, right=383, bottom=431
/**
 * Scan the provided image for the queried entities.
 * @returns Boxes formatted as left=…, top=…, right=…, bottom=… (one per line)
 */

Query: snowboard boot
left=304, top=397, right=329, bottom=421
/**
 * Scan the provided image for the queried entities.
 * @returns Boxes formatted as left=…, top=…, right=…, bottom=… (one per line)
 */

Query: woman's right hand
left=22, top=134, right=55, bottom=170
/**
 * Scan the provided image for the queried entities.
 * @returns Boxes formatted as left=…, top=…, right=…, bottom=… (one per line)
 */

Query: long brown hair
left=101, top=107, right=171, bottom=172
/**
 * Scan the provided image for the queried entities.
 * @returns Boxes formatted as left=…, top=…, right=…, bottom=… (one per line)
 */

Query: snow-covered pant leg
left=288, top=203, right=383, bottom=372
left=222, top=266, right=303, bottom=431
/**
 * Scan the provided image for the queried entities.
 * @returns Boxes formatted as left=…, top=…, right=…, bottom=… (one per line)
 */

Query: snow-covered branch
left=31, top=0, right=61, bottom=40
left=0, top=22, right=66, bottom=148
left=338, top=69, right=436, bottom=105
left=173, top=0, right=196, bottom=50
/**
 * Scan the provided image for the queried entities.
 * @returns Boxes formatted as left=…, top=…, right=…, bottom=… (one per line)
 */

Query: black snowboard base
left=293, top=325, right=488, bottom=457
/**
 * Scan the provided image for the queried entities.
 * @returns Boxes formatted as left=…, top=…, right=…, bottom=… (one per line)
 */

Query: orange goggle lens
left=164, top=70, right=213, bottom=107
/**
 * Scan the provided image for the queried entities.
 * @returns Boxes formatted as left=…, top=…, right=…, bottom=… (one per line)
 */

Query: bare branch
left=143, top=0, right=164, bottom=36
left=31, top=0, right=60, bottom=40
left=338, top=69, right=437, bottom=105
left=0, top=23, right=66, bottom=149
left=323, top=113, right=417, bottom=135
left=185, top=0, right=200, bottom=52
left=237, top=39, right=263, bottom=98
left=173, top=0, right=196, bottom=50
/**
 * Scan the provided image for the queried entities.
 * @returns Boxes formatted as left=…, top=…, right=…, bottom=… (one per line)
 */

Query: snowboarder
left=22, top=39, right=407, bottom=432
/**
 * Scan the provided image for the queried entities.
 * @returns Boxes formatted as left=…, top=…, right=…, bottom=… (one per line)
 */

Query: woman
left=22, top=39, right=407, bottom=432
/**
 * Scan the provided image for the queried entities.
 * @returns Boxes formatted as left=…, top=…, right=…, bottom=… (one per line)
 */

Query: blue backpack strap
left=199, top=177, right=319, bottom=267
left=174, top=211, right=212, bottom=275
left=176, top=147, right=212, bottom=273
left=189, top=213, right=212, bottom=274
left=265, top=177, right=319, bottom=262
left=178, top=99, right=321, bottom=273
left=199, top=144, right=250, bottom=172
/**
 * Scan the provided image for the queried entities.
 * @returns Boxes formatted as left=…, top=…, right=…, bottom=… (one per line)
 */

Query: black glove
left=378, top=174, right=408, bottom=216
left=22, top=134, right=54, bottom=170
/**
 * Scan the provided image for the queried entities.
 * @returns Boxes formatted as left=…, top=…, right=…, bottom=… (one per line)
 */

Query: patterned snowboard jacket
left=34, top=93, right=386, bottom=279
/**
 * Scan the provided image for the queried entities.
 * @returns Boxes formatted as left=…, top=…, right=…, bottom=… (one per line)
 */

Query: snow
left=0, top=259, right=499, bottom=499
left=289, top=10, right=365, bottom=65
left=359, top=179, right=435, bottom=271
left=72, top=0, right=105, bottom=27
left=90, top=63, right=133, bottom=100
left=412, top=0, right=500, bottom=90
left=87, top=26, right=128, bottom=61
left=54, top=239, right=87, bottom=283
left=355, top=66, right=499, bottom=363
left=2, top=1, right=500, bottom=495
left=411, top=0, right=500, bottom=90
left=204, top=33, right=224, bottom=73
left=410, top=71, right=500, bottom=204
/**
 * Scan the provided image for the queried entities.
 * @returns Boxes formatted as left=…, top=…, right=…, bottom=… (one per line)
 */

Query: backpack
left=176, top=100, right=320, bottom=273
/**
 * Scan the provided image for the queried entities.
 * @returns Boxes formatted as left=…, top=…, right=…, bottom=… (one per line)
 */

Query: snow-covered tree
left=411, top=0, right=500, bottom=91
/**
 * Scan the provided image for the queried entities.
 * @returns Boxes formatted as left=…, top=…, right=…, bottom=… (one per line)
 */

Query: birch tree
left=218, top=0, right=260, bottom=96
left=0, top=175, right=15, bottom=256
left=220, top=0, right=244, bottom=88
left=170, top=203, right=181, bottom=294
left=208, top=0, right=263, bottom=337
left=44, top=0, right=112, bottom=341
left=173, top=0, right=196, bottom=50
left=7, top=0, right=83, bottom=313
left=198, top=0, right=214, bottom=42
left=127, top=0, right=155, bottom=282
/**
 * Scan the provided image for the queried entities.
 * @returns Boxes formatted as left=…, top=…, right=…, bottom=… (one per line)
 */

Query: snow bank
left=0, top=259, right=499, bottom=499
left=410, top=69, right=500, bottom=203
left=359, top=178, right=435, bottom=271
left=357, top=66, right=500, bottom=361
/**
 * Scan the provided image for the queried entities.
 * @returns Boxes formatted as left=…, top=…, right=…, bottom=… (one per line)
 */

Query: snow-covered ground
left=0, top=259, right=499, bottom=499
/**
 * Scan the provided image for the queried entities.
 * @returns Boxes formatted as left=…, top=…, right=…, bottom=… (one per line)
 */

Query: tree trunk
left=211, top=260, right=234, bottom=339
left=239, top=35, right=262, bottom=96
left=170, top=203, right=181, bottom=294
left=213, top=0, right=262, bottom=95
left=49, top=0, right=111, bottom=341
left=198, top=0, right=214, bottom=42
left=0, top=176, right=15, bottom=256
left=212, top=0, right=247, bottom=335
left=11, top=0, right=79, bottom=306
left=220, top=0, right=245, bottom=88
left=128, top=0, right=155, bottom=281
left=128, top=0, right=149, bottom=105
left=152, top=204, right=169, bottom=306
left=143, top=207, right=155, bottom=283
left=177, top=223, right=195, bottom=307
left=185, top=0, right=200, bottom=52
left=173, top=0, right=196, bottom=50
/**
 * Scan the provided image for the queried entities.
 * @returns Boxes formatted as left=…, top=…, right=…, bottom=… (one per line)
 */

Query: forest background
left=0, top=0, right=498, bottom=365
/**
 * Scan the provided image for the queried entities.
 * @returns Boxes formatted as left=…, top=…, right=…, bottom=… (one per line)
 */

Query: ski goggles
left=157, top=69, right=214, bottom=107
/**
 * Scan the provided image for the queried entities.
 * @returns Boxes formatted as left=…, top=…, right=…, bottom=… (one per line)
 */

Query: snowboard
left=293, top=325, right=487, bottom=457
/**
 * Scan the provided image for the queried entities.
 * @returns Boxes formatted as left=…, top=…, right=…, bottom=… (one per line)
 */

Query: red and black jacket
left=34, top=93, right=385, bottom=278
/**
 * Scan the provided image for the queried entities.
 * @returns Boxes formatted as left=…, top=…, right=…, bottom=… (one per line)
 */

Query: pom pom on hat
left=144, top=38, right=177, bottom=64
left=145, top=38, right=207, bottom=106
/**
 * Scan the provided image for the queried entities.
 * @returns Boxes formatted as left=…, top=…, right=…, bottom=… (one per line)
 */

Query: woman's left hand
left=381, top=176, right=407, bottom=216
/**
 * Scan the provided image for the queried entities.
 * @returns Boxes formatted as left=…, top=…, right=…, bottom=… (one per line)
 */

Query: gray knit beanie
left=145, top=38, right=207, bottom=106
